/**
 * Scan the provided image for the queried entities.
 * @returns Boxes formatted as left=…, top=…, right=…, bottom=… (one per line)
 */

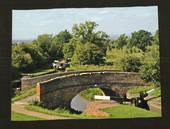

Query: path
left=84, top=100, right=118, bottom=117
left=12, top=95, right=72, bottom=120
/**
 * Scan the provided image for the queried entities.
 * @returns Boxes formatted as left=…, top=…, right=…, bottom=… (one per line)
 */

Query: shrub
left=139, top=44, right=160, bottom=85
left=119, top=53, right=142, bottom=72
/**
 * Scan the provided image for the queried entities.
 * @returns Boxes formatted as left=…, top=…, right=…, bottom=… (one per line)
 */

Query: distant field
left=11, top=112, right=42, bottom=121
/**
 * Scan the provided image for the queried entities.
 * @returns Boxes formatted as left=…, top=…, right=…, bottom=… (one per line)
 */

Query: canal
left=71, top=94, right=90, bottom=112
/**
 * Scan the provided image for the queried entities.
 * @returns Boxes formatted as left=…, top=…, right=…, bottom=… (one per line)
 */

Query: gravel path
left=12, top=95, right=72, bottom=120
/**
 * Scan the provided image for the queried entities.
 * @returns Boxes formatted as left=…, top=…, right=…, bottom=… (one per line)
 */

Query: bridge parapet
left=21, top=70, right=120, bottom=90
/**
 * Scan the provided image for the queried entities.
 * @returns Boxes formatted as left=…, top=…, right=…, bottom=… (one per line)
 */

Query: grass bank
left=11, top=112, right=42, bottom=121
left=12, top=88, right=36, bottom=102
left=102, top=105, right=161, bottom=118
left=25, top=105, right=90, bottom=119
left=25, top=104, right=161, bottom=119
left=128, top=85, right=161, bottom=97
left=80, top=88, right=104, bottom=101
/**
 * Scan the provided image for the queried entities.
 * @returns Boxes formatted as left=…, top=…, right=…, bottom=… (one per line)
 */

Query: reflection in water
left=71, top=94, right=90, bottom=112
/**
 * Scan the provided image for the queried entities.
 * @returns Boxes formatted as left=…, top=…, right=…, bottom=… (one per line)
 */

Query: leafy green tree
left=72, top=21, right=110, bottom=54
left=28, top=41, right=48, bottom=66
left=63, top=43, right=75, bottom=59
left=35, top=34, right=53, bottom=55
left=71, top=42, right=105, bottom=65
left=72, top=21, right=98, bottom=43
left=114, top=34, right=128, bottom=49
left=12, top=44, right=34, bottom=72
left=153, top=30, right=159, bottom=44
left=139, top=44, right=160, bottom=85
left=49, top=30, right=72, bottom=61
left=54, top=29, right=72, bottom=44
left=128, top=30, right=153, bottom=51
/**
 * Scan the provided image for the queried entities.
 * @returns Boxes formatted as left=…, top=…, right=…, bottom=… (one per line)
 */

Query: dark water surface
left=70, top=94, right=90, bottom=112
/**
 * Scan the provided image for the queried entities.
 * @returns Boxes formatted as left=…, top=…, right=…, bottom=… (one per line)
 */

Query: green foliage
left=139, top=44, right=160, bottom=85
left=153, top=30, right=159, bottom=45
left=53, top=29, right=72, bottom=44
left=11, top=112, right=42, bottom=121
left=25, top=105, right=89, bottom=119
left=150, top=87, right=161, bottom=96
left=102, top=105, right=161, bottom=118
left=71, top=43, right=105, bottom=65
left=72, top=21, right=98, bottom=43
left=119, top=52, right=143, bottom=72
left=106, top=48, right=143, bottom=72
left=80, top=88, right=104, bottom=100
left=128, top=30, right=153, bottom=51
left=12, top=44, right=33, bottom=72
left=114, top=34, right=128, bottom=48
left=63, top=43, right=75, bottom=59
left=12, top=88, right=36, bottom=102
left=128, top=85, right=155, bottom=95
left=72, top=21, right=110, bottom=53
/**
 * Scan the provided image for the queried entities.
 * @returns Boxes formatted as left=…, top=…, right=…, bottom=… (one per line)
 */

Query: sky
left=12, top=6, right=158, bottom=40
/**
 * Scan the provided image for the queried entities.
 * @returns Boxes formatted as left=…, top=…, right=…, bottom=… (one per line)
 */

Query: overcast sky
left=12, top=6, right=158, bottom=40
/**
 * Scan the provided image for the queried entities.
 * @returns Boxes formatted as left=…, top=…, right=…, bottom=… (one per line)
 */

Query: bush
left=120, top=54, right=142, bottom=72
left=139, top=44, right=160, bottom=85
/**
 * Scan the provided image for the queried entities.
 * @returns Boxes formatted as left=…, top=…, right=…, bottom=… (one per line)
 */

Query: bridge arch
left=36, top=71, right=146, bottom=109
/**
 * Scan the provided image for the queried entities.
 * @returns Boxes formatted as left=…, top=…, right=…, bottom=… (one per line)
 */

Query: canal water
left=70, top=94, right=90, bottom=112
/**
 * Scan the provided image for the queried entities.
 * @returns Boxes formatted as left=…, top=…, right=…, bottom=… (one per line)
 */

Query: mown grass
left=12, top=88, right=36, bottom=102
left=26, top=104, right=161, bottom=119
left=11, top=112, right=43, bottom=121
left=102, top=105, right=161, bottom=118
left=25, top=105, right=90, bottom=119
left=128, top=85, right=161, bottom=96
left=149, top=87, right=161, bottom=96
left=80, top=88, right=104, bottom=101
left=67, top=65, right=119, bottom=71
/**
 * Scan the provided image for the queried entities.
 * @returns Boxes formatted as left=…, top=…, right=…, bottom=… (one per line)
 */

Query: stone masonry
left=36, top=71, right=147, bottom=109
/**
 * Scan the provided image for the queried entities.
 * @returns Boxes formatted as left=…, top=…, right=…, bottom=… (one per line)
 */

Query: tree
left=12, top=44, right=34, bottom=72
left=63, top=43, right=75, bottom=59
left=139, top=44, right=160, bottom=85
left=72, top=21, right=110, bottom=55
left=53, top=30, right=72, bottom=44
left=71, top=43, right=105, bottom=65
left=72, top=21, right=98, bottom=43
left=153, top=30, right=159, bottom=44
left=128, top=30, right=153, bottom=51
left=114, top=34, right=128, bottom=49
left=36, top=34, right=53, bottom=55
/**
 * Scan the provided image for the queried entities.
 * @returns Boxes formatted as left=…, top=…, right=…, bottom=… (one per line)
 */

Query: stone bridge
left=36, top=70, right=147, bottom=109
